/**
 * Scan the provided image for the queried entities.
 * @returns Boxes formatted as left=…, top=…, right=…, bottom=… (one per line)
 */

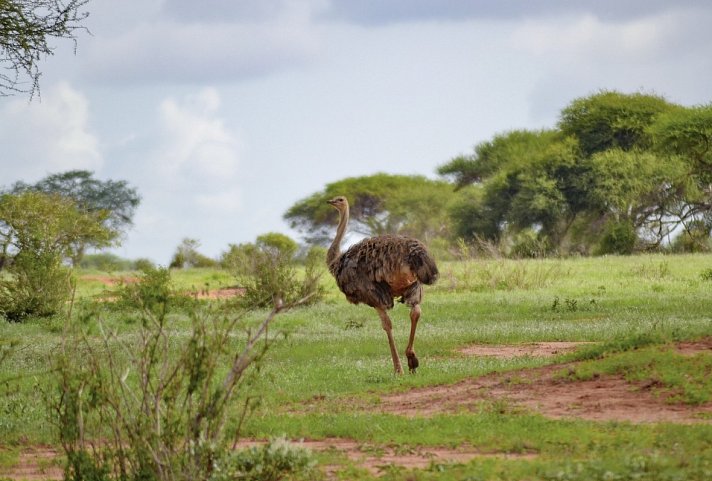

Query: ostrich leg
left=376, top=307, right=403, bottom=374
left=405, top=304, right=421, bottom=373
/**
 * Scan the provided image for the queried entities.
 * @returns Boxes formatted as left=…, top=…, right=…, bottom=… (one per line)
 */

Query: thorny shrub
left=51, top=267, right=310, bottom=481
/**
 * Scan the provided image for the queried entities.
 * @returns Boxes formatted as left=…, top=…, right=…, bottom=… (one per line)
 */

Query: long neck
left=327, top=205, right=349, bottom=268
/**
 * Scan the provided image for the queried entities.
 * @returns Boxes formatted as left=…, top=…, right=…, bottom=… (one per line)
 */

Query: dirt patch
left=80, top=274, right=245, bottom=301
left=80, top=274, right=139, bottom=286
left=0, top=439, right=531, bottom=480
left=188, top=287, right=245, bottom=300
left=458, top=341, right=595, bottom=358
left=0, top=446, right=63, bottom=481
left=379, top=359, right=712, bottom=424
left=675, top=337, right=712, bottom=356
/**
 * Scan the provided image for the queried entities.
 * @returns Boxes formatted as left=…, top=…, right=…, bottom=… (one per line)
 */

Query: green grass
left=1, top=253, right=712, bottom=480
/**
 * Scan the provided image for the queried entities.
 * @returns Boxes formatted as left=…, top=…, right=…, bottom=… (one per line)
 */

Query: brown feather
left=331, top=234, right=438, bottom=309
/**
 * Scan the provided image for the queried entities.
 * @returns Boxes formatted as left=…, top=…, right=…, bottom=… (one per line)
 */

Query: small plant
left=344, top=319, right=365, bottom=330
left=551, top=296, right=597, bottom=313
left=211, top=438, right=316, bottom=481
left=700, top=268, right=712, bottom=282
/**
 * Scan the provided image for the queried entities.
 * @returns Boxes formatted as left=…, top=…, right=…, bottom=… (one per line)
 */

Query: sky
left=2, top=0, right=712, bottom=264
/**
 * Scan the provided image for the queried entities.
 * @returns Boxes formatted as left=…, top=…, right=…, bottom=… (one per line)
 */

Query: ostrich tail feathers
left=409, top=246, right=439, bottom=285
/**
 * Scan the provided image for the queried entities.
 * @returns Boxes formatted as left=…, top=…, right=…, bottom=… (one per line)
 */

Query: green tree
left=0, top=0, right=89, bottom=97
left=0, top=191, right=114, bottom=320
left=559, top=90, right=675, bottom=157
left=284, top=173, right=455, bottom=244
left=439, top=130, right=587, bottom=251
left=256, top=232, right=298, bottom=260
left=9, top=170, right=141, bottom=265
left=440, top=92, right=710, bottom=255
left=649, top=105, right=712, bottom=245
left=586, top=149, right=688, bottom=249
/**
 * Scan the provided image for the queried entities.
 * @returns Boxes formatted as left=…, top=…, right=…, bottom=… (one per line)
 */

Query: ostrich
left=326, top=196, right=439, bottom=374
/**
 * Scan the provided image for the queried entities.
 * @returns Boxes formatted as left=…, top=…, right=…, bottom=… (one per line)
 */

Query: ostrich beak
left=327, top=199, right=337, bottom=206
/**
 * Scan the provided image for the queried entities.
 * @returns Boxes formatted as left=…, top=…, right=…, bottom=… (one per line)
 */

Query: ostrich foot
left=406, top=352, right=419, bottom=374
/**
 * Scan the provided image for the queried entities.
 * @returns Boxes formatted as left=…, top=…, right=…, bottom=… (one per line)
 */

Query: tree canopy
left=8, top=170, right=140, bottom=264
left=0, top=190, right=115, bottom=263
left=284, top=173, right=456, bottom=244
left=438, top=91, right=712, bottom=255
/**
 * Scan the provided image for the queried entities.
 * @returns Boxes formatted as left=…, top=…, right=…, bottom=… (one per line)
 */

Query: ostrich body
left=326, top=196, right=439, bottom=374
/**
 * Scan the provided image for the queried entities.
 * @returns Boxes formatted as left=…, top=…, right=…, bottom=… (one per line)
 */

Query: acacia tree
left=0, top=0, right=89, bottom=97
left=558, top=90, right=675, bottom=156
left=0, top=191, right=114, bottom=320
left=440, top=91, right=709, bottom=255
left=284, top=173, right=456, bottom=244
left=8, top=170, right=140, bottom=265
left=649, top=105, right=712, bottom=248
left=439, top=130, right=590, bottom=253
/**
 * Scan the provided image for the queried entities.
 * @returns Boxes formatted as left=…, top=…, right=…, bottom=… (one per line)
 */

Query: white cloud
left=154, top=88, right=241, bottom=182
left=0, top=82, right=102, bottom=183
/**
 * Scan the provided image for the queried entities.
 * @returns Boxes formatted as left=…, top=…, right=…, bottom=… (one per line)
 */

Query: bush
left=224, top=236, right=325, bottom=308
left=211, top=438, right=316, bottom=481
left=510, top=229, right=549, bottom=258
left=79, top=252, right=134, bottom=271
left=0, top=251, right=71, bottom=321
left=52, top=268, right=293, bottom=481
left=669, top=220, right=712, bottom=253
left=597, top=220, right=637, bottom=255
left=170, top=238, right=217, bottom=269
left=133, top=257, right=156, bottom=272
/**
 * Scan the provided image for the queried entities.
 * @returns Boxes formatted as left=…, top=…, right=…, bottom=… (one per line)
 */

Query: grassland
left=1, top=253, right=712, bottom=480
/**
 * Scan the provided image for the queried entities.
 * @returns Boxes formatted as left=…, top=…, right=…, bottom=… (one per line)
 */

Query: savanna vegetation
left=0, top=254, right=711, bottom=480
left=0, top=90, right=711, bottom=480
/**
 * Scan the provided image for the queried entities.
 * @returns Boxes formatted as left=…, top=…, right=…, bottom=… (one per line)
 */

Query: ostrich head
left=327, top=196, right=348, bottom=213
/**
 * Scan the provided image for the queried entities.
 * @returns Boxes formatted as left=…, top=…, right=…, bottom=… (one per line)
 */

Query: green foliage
left=651, top=104, right=712, bottom=185
left=221, top=242, right=259, bottom=275
left=670, top=220, right=712, bottom=253
left=596, top=220, right=637, bottom=255
left=284, top=173, right=456, bottom=243
left=211, top=438, right=316, bottom=481
left=170, top=238, right=217, bottom=269
left=53, top=268, right=290, bottom=481
left=441, top=130, right=586, bottom=250
left=510, top=229, right=549, bottom=258
left=224, top=234, right=325, bottom=308
left=438, top=129, right=562, bottom=188
left=256, top=232, right=299, bottom=259
left=559, top=90, right=675, bottom=156
left=79, top=252, right=135, bottom=271
left=0, top=250, right=71, bottom=321
left=440, top=91, right=712, bottom=255
left=9, top=170, right=139, bottom=265
left=0, top=192, right=113, bottom=320
left=700, top=268, right=712, bottom=281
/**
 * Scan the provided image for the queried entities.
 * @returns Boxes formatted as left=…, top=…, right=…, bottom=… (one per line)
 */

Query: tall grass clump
left=51, top=267, right=312, bottom=481
left=440, top=257, right=563, bottom=292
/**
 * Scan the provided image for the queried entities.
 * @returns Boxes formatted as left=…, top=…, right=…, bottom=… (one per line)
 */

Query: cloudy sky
left=2, top=0, right=711, bottom=263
